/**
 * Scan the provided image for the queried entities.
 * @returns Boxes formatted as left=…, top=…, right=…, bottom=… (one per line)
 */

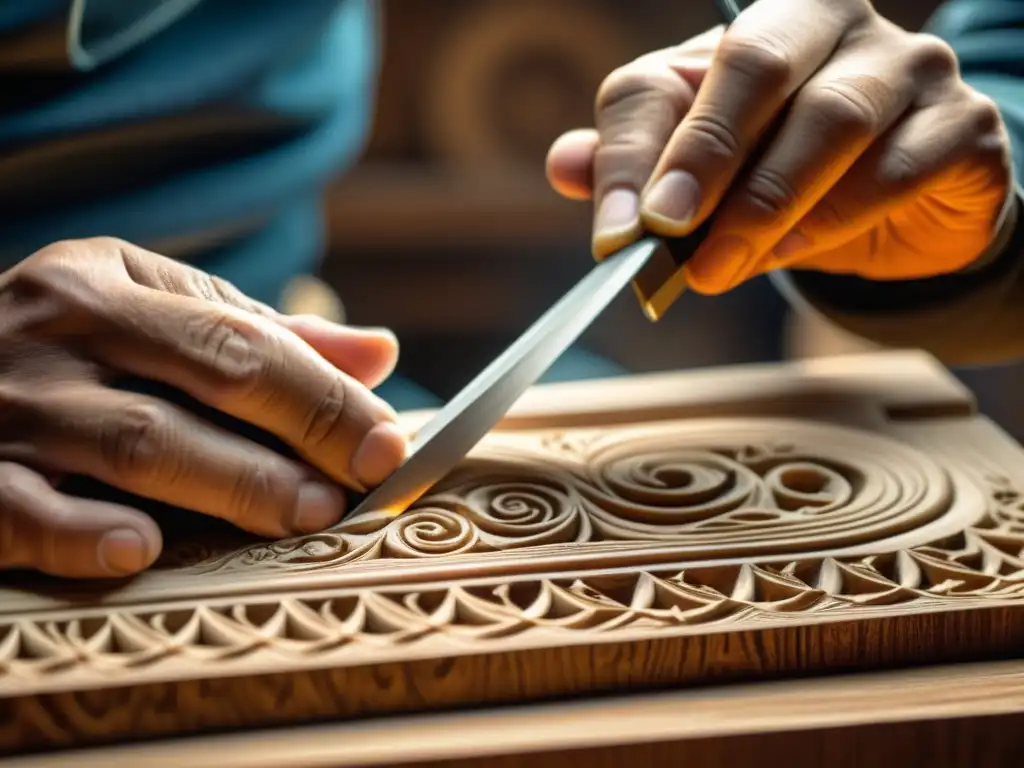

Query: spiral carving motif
left=167, top=418, right=960, bottom=571
left=382, top=509, right=479, bottom=558
left=384, top=462, right=590, bottom=553
left=572, top=419, right=954, bottom=556
left=764, top=462, right=853, bottom=512
left=591, top=449, right=761, bottom=522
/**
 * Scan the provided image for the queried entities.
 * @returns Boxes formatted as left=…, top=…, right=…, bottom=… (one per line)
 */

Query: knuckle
left=595, top=64, right=691, bottom=119
left=963, top=95, right=1012, bottom=182
left=179, top=268, right=221, bottom=302
left=877, top=145, right=923, bottom=191
left=300, top=381, right=350, bottom=451
left=803, top=196, right=851, bottom=232
left=908, top=33, right=959, bottom=80
left=9, top=242, right=101, bottom=318
left=739, top=167, right=801, bottom=216
left=83, top=235, right=134, bottom=256
left=594, top=67, right=646, bottom=114
left=4, top=240, right=117, bottom=335
left=682, top=112, right=742, bottom=161
left=206, top=276, right=269, bottom=318
left=225, top=461, right=285, bottom=530
left=208, top=275, right=252, bottom=309
left=965, top=91, right=1004, bottom=135
left=597, top=123, right=665, bottom=156
left=31, top=238, right=93, bottom=265
left=182, top=268, right=250, bottom=309
left=803, top=78, right=887, bottom=135
left=593, top=132, right=663, bottom=188
left=183, top=310, right=273, bottom=402
left=37, top=503, right=75, bottom=537
left=715, top=31, right=792, bottom=89
left=592, top=61, right=696, bottom=195
left=100, top=402, right=174, bottom=482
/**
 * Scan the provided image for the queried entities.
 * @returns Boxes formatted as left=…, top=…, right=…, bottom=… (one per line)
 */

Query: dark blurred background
left=318, top=0, right=1024, bottom=440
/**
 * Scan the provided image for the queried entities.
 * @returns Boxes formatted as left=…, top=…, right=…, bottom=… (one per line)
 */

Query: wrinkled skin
left=0, top=238, right=406, bottom=578
left=547, top=0, right=1012, bottom=292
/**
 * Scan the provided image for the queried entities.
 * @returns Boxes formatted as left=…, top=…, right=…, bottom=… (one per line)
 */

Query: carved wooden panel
left=3, top=350, right=1024, bottom=757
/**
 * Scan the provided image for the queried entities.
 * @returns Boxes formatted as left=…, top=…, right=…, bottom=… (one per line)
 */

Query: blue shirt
left=0, top=0, right=377, bottom=307
left=0, top=0, right=627, bottom=412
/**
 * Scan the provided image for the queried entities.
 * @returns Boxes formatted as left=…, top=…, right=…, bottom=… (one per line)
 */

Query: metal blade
left=349, top=237, right=660, bottom=517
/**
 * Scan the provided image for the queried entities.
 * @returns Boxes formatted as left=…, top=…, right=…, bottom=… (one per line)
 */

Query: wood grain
left=2, top=351, right=1023, bottom=759
left=9, top=657, right=1024, bottom=767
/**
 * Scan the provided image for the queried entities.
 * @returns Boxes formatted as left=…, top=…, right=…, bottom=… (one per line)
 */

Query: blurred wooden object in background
left=358, top=0, right=934, bottom=168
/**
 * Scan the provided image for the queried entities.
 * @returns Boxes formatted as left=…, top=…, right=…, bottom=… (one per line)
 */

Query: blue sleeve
left=0, top=0, right=379, bottom=308
left=928, top=0, right=1024, bottom=181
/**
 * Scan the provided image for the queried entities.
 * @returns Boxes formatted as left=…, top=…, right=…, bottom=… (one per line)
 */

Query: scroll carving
left=3, top=493, right=1024, bottom=683
left=1, top=350, right=1022, bottom=755
left=0, top=416, right=1016, bottom=686
left=167, top=419, right=957, bottom=574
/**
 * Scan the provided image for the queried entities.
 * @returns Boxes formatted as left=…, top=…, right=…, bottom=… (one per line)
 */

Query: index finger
left=639, top=0, right=866, bottom=235
left=583, top=28, right=726, bottom=258
left=89, top=288, right=406, bottom=492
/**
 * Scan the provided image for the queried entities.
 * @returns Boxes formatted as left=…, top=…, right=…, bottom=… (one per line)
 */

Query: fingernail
left=351, top=421, right=407, bottom=487
left=773, top=230, right=811, bottom=260
left=294, top=482, right=345, bottom=533
left=684, top=234, right=754, bottom=293
left=642, top=170, right=700, bottom=230
left=98, top=529, right=150, bottom=575
left=594, top=188, right=640, bottom=246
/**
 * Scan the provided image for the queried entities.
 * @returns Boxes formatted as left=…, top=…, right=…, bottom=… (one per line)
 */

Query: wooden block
left=3, top=349, right=1024, bottom=758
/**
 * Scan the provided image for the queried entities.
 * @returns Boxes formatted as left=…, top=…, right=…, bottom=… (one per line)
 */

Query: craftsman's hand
left=0, top=238, right=406, bottom=578
left=547, top=0, right=1013, bottom=292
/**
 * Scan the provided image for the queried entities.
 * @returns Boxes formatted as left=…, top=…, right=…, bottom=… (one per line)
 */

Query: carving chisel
left=348, top=0, right=741, bottom=518
left=348, top=222, right=713, bottom=518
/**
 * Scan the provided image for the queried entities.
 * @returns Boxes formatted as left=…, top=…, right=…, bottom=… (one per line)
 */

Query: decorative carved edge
left=0, top=354, right=1007, bottom=703
left=4, top=419, right=1024, bottom=696
left=3, top=493, right=1024, bottom=698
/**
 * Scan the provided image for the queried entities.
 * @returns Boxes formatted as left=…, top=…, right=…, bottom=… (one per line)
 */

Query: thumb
left=546, top=128, right=600, bottom=201
left=279, top=315, right=400, bottom=389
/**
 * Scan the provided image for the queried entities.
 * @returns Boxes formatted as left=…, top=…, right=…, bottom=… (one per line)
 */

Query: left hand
left=0, top=238, right=405, bottom=578
left=546, top=0, right=1013, bottom=294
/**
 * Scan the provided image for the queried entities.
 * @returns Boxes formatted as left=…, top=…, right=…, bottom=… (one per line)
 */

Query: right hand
left=547, top=4, right=1011, bottom=293
left=0, top=238, right=407, bottom=579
